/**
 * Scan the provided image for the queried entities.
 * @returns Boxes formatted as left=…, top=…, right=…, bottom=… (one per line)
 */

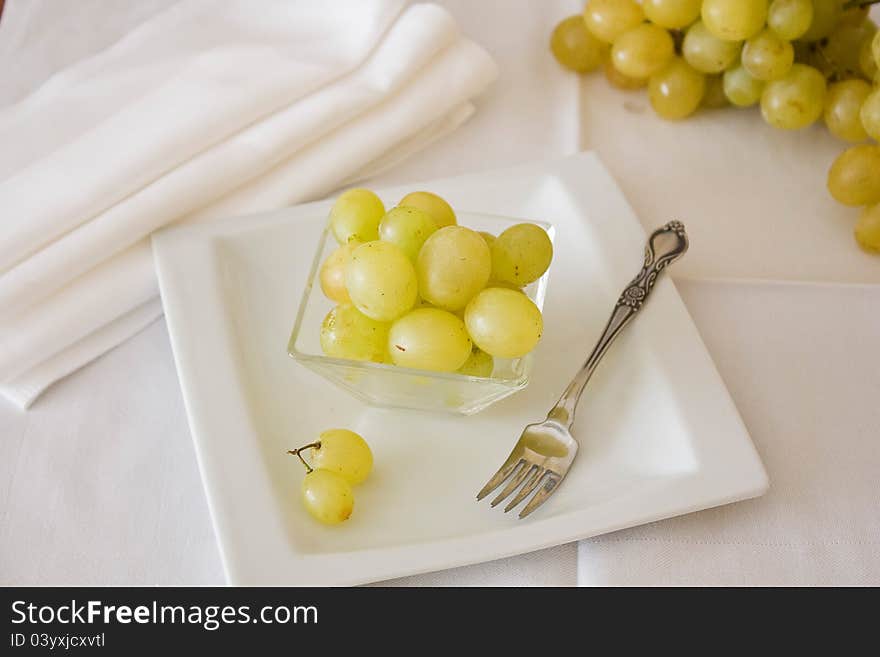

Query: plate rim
left=153, top=151, right=769, bottom=586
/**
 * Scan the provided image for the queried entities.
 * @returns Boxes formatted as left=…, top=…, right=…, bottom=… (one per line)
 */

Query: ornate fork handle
left=548, top=221, right=689, bottom=429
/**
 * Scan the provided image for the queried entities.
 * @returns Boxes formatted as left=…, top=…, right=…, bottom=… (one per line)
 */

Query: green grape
left=345, top=241, right=417, bottom=321
left=550, top=15, right=606, bottom=72
left=604, top=58, right=648, bottom=90
left=320, top=304, right=390, bottom=363
left=874, top=31, right=880, bottom=70
left=742, top=28, right=794, bottom=81
left=649, top=56, right=707, bottom=120
left=457, top=347, right=494, bottom=378
left=760, top=63, right=826, bottom=129
left=820, top=21, right=876, bottom=79
left=611, top=24, right=675, bottom=79
left=583, top=0, right=644, bottom=44
left=702, top=0, right=768, bottom=42
left=724, top=65, right=766, bottom=106
left=682, top=20, right=742, bottom=74
left=702, top=74, right=731, bottom=108
left=827, top=144, right=880, bottom=206
left=416, top=226, right=491, bottom=311
left=800, top=0, right=843, bottom=42
left=859, top=35, right=878, bottom=79
left=377, top=206, right=438, bottom=262
left=329, top=188, right=385, bottom=244
left=490, top=223, right=553, bottom=287
left=861, top=88, right=880, bottom=141
left=768, top=0, right=814, bottom=40
left=464, top=288, right=543, bottom=359
left=388, top=308, right=472, bottom=372
left=478, top=231, right=496, bottom=247
left=311, top=429, right=373, bottom=485
left=824, top=79, right=872, bottom=142
left=854, top=203, right=880, bottom=253
left=319, top=243, right=356, bottom=304
left=643, top=0, right=702, bottom=29
left=398, top=191, right=456, bottom=227
left=301, top=469, right=354, bottom=525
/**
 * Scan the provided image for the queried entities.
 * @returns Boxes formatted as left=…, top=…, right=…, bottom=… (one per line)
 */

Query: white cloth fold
left=0, top=0, right=409, bottom=270
left=0, top=0, right=498, bottom=408
left=0, top=299, right=165, bottom=410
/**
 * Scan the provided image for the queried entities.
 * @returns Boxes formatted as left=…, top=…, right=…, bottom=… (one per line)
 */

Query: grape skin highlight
left=583, top=0, right=644, bottom=44
left=378, top=206, right=438, bottom=262
left=399, top=191, right=457, bottom=228
left=319, top=243, right=356, bottom=304
left=301, top=469, right=354, bottom=525
left=464, top=288, right=543, bottom=359
left=767, top=0, right=813, bottom=41
left=612, top=23, right=675, bottom=79
left=860, top=89, right=880, bottom=142
left=311, top=429, right=373, bottom=485
left=702, top=0, right=768, bottom=42
left=416, top=226, right=492, bottom=311
left=742, top=28, right=794, bottom=81
left=329, top=188, right=385, bottom=244
left=346, top=241, right=418, bottom=322
left=760, top=63, right=826, bottom=130
left=490, top=223, right=553, bottom=287
left=388, top=308, right=472, bottom=372
left=320, top=304, right=390, bottom=363
left=824, top=80, right=872, bottom=143
left=683, top=20, right=742, bottom=74
left=643, top=0, right=702, bottom=30
left=550, top=15, right=606, bottom=73
left=649, top=57, right=707, bottom=121
left=827, top=145, right=880, bottom=207
left=723, top=65, right=766, bottom=107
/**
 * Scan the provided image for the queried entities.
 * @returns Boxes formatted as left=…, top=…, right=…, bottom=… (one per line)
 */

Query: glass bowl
left=288, top=212, right=553, bottom=415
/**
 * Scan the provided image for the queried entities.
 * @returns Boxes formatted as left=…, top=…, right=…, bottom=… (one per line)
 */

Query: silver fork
left=477, top=221, right=689, bottom=518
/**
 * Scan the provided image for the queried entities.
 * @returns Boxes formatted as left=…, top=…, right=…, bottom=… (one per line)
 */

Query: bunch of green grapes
left=289, top=429, right=373, bottom=525
left=318, top=188, right=553, bottom=375
left=551, top=0, right=880, bottom=253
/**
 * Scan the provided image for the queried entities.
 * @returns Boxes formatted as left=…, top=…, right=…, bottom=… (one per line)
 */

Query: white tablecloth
left=1, top=0, right=878, bottom=586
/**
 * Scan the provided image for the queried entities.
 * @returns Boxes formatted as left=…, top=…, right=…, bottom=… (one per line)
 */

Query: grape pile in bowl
left=551, top=0, right=880, bottom=254
left=288, top=190, right=554, bottom=415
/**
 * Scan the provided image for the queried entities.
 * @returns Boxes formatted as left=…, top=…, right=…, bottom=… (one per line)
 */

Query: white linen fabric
left=1, top=0, right=877, bottom=588
left=0, top=0, right=497, bottom=408
left=578, top=280, right=880, bottom=587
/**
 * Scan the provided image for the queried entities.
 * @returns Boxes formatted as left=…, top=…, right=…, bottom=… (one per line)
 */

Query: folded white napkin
left=0, top=0, right=497, bottom=408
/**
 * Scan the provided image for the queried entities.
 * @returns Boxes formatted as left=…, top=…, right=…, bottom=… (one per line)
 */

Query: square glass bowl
left=288, top=212, right=553, bottom=415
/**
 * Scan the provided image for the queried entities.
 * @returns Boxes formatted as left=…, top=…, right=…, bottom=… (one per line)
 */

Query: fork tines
left=477, top=457, right=561, bottom=519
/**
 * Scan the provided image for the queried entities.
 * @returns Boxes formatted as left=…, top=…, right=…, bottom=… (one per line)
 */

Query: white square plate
left=153, top=152, right=768, bottom=585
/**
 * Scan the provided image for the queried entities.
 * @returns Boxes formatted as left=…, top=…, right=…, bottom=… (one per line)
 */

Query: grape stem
left=287, top=442, right=321, bottom=473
